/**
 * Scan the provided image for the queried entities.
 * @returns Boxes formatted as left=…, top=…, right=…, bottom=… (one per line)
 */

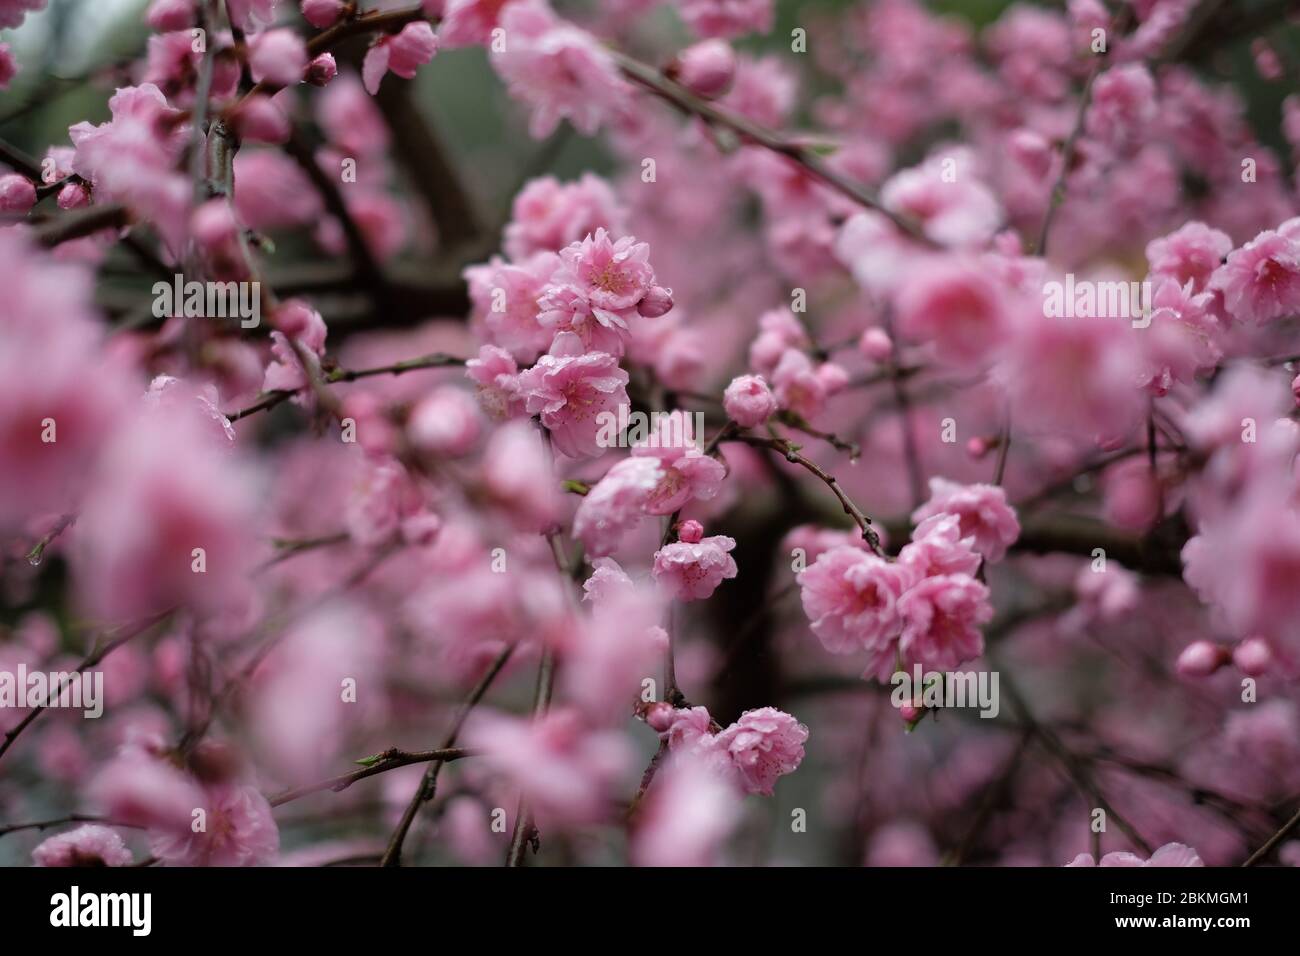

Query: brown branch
left=380, top=643, right=516, bottom=866
left=268, top=747, right=475, bottom=807
left=0, top=814, right=141, bottom=838
left=0, top=610, right=174, bottom=765
left=611, top=52, right=932, bottom=245
left=35, top=204, right=130, bottom=247
left=373, top=78, right=484, bottom=251
left=727, top=433, right=886, bottom=557
left=1243, top=801, right=1300, bottom=867
left=225, top=352, right=465, bottom=421
left=282, top=126, right=389, bottom=299
left=1035, top=7, right=1133, bottom=256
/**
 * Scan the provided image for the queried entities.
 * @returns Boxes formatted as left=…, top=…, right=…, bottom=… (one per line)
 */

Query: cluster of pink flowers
left=648, top=703, right=807, bottom=797
left=799, top=481, right=1018, bottom=679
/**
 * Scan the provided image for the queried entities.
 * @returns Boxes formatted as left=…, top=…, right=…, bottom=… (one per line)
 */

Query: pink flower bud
left=0, top=173, right=36, bottom=214
left=816, top=361, right=849, bottom=394
left=231, top=95, right=290, bottom=144
left=673, top=40, right=736, bottom=99
left=858, top=327, right=893, bottom=362
left=400, top=511, right=443, bottom=547
left=723, top=374, right=777, bottom=428
left=637, top=284, right=674, bottom=317
left=966, top=436, right=991, bottom=459
left=1232, top=637, right=1272, bottom=676
left=57, top=182, right=90, bottom=209
left=899, top=702, right=922, bottom=723
left=645, top=702, right=675, bottom=732
left=676, top=519, right=704, bottom=544
left=408, top=387, right=483, bottom=458
left=191, top=199, right=238, bottom=249
left=249, top=29, right=309, bottom=88
left=1176, top=640, right=1229, bottom=678
left=301, top=0, right=346, bottom=29
left=305, top=53, right=337, bottom=87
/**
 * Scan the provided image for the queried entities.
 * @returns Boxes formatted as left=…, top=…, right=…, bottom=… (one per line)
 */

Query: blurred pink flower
left=911, top=478, right=1021, bottom=562
left=32, top=825, right=133, bottom=867
left=653, top=533, right=738, bottom=601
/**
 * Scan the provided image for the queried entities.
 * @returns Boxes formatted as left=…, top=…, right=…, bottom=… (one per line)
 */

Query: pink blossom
left=574, top=456, right=663, bottom=557
left=1146, top=221, right=1233, bottom=292
left=72, top=398, right=260, bottom=622
left=408, top=386, right=483, bottom=458
left=249, top=28, right=308, bottom=87
left=747, top=307, right=808, bottom=376
left=150, top=784, right=280, bottom=867
left=653, top=533, right=738, bottom=601
left=561, top=585, right=665, bottom=723
left=1209, top=228, right=1300, bottom=325
left=90, top=747, right=204, bottom=833
left=0, top=172, right=36, bottom=213
left=234, top=150, right=322, bottom=231
left=56, top=181, right=90, bottom=209
left=1003, top=309, right=1145, bottom=441
left=229, top=93, right=290, bottom=144
left=859, top=327, right=893, bottom=362
left=225, top=0, right=276, bottom=32
left=145, top=0, right=195, bottom=30
left=631, top=751, right=741, bottom=866
left=1066, top=842, right=1203, bottom=867
left=465, top=708, right=632, bottom=825
left=711, top=707, right=808, bottom=796
left=1175, top=640, right=1229, bottom=677
left=465, top=252, right=560, bottom=362
left=68, top=84, right=190, bottom=252
left=898, top=514, right=981, bottom=579
left=305, top=53, right=338, bottom=86
left=1137, top=278, right=1222, bottom=395
left=440, top=0, right=520, bottom=47
left=481, top=420, right=563, bottom=532
left=672, top=39, right=736, bottom=98
left=344, top=457, right=425, bottom=546
left=489, top=0, right=632, bottom=138
left=1086, top=64, right=1157, bottom=150
left=798, top=547, right=913, bottom=655
left=629, top=410, right=726, bottom=514
left=0, top=42, right=16, bottom=89
left=466, top=344, right=525, bottom=419
left=720, top=53, right=796, bottom=128
left=300, top=0, right=344, bottom=28
left=32, top=825, right=133, bottom=867
left=723, top=374, right=777, bottom=427
left=679, top=0, right=773, bottom=41
left=362, top=21, right=439, bottom=95
left=880, top=153, right=1001, bottom=248
left=897, top=574, right=992, bottom=673
left=770, top=348, right=827, bottom=420
left=1233, top=637, right=1273, bottom=676
left=515, top=338, right=630, bottom=458
left=910, top=478, right=1021, bottom=562
left=0, top=0, right=44, bottom=29
left=316, top=72, right=390, bottom=157
left=503, top=174, right=626, bottom=260
left=537, top=229, right=668, bottom=355
left=144, top=31, right=239, bottom=105
left=893, top=257, right=1010, bottom=368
